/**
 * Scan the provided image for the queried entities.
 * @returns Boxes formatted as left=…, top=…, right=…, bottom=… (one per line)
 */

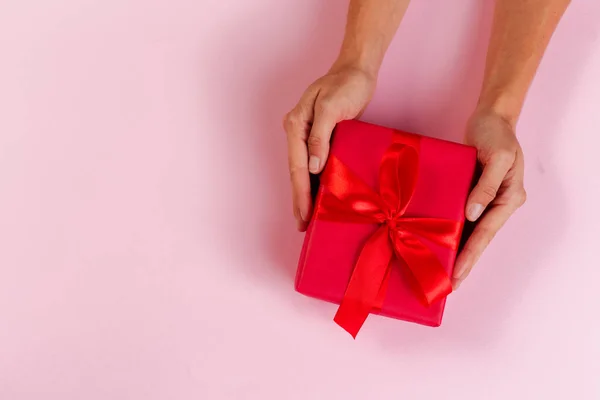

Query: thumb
left=466, top=154, right=513, bottom=221
left=307, top=102, right=338, bottom=174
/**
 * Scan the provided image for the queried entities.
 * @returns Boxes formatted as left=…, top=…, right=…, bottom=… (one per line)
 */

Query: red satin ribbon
left=316, top=140, right=460, bottom=338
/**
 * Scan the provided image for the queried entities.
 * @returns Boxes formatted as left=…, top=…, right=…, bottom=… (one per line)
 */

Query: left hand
left=452, top=109, right=527, bottom=289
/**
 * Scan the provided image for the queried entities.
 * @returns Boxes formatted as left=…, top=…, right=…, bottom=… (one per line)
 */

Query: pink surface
left=0, top=1, right=599, bottom=399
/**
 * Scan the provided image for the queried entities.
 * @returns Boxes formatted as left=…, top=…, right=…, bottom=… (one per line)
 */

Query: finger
left=285, top=118, right=311, bottom=230
left=466, top=152, right=514, bottom=221
left=452, top=204, right=513, bottom=289
left=307, top=97, right=339, bottom=174
left=284, top=91, right=318, bottom=230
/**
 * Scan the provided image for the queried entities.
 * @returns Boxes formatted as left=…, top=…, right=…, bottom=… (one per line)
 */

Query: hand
left=452, top=109, right=527, bottom=289
left=283, top=65, right=377, bottom=231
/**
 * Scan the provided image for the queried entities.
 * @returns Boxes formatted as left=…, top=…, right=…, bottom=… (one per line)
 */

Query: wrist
left=476, top=89, right=524, bottom=129
left=330, top=48, right=382, bottom=80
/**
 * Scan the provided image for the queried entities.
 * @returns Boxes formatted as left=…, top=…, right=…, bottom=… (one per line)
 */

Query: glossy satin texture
left=296, top=120, right=477, bottom=337
left=318, top=143, right=460, bottom=338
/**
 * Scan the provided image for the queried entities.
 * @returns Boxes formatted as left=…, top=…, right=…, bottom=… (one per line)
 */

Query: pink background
left=0, top=0, right=599, bottom=399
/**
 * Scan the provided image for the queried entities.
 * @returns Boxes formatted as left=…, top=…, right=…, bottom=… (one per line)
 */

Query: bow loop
left=319, top=156, right=387, bottom=224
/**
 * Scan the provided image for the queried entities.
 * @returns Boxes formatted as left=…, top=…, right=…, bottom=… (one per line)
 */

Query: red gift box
left=295, top=120, right=477, bottom=337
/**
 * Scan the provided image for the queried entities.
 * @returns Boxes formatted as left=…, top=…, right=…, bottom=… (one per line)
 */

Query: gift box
left=295, top=120, right=477, bottom=337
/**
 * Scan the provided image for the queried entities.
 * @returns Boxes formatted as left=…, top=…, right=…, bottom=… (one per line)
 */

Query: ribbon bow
left=316, top=142, right=460, bottom=337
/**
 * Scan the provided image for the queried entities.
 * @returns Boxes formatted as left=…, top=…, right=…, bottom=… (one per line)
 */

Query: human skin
left=283, top=0, right=571, bottom=289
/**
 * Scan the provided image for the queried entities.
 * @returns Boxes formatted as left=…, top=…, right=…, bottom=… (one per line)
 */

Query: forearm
left=331, top=0, right=411, bottom=77
left=478, top=0, right=571, bottom=126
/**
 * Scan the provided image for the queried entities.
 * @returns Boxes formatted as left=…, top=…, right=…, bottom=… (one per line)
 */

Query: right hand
left=283, top=65, right=377, bottom=231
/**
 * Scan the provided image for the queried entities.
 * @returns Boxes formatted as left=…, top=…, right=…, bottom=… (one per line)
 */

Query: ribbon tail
left=373, top=265, right=391, bottom=312
left=390, top=231, right=453, bottom=306
left=334, top=225, right=393, bottom=338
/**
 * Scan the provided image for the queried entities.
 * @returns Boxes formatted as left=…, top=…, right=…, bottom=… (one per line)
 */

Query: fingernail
left=467, top=203, right=484, bottom=221
left=453, top=261, right=467, bottom=283
left=300, top=211, right=307, bottom=221
left=308, top=156, right=320, bottom=173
